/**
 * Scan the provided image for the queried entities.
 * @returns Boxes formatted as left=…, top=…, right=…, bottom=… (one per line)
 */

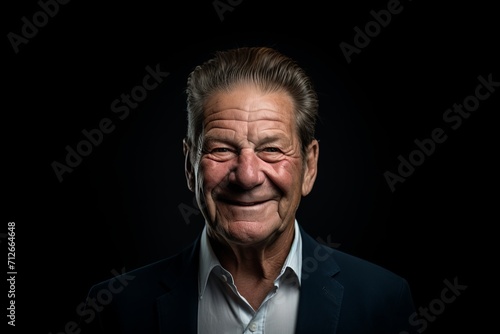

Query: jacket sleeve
left=392, top=278, right=420, bottom=334
left=77, top=283, right=108, bottom=334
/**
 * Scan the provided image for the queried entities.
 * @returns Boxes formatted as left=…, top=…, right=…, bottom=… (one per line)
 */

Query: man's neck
left=208, top=225, right=296, bottom=309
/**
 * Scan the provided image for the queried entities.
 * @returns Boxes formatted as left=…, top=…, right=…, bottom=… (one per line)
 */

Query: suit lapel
left=156, top=237, right=200, bottom=334
left=296, top=227, right=344, bottom=334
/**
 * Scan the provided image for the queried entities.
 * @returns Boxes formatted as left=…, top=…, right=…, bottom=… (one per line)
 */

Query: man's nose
left=229, top=149, right=264, bottom=190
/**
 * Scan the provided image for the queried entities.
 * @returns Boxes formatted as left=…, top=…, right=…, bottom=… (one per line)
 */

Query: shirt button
left=249, top=322, right=258, bottom=332
left=221, top=274, right=227, bottom=282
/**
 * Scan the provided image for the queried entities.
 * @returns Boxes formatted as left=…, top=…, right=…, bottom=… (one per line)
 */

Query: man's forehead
left=203, top=108, right=288, bottom=124
left=205, top=95, right=294, bottom=127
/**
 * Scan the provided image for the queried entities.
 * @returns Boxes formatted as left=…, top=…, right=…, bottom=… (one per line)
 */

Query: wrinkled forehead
left=203, top=84, right=296, bottom=124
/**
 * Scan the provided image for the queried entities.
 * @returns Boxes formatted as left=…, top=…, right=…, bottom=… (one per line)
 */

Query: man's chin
left=217, top=220, right=282, bottom=246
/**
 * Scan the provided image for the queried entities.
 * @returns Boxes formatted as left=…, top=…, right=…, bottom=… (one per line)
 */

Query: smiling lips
left=220, top=198, right=270, bottom=206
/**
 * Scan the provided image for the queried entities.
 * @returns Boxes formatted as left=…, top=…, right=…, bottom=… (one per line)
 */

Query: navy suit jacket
left=80, top=225, right=418, bottom=333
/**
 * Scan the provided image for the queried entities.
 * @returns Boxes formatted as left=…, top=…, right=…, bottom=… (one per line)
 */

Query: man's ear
left=183, top=138, right=195, bottom=192
left=302, top=139, right=319, bottom=196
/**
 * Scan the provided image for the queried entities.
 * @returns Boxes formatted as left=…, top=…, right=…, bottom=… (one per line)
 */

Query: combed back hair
left=185, top=46, right=319, bottom=160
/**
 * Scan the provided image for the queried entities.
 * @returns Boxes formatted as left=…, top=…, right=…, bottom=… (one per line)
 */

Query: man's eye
left=212, top=148, right=232, bottom=153
left=263, top=147, right=280, bottom=153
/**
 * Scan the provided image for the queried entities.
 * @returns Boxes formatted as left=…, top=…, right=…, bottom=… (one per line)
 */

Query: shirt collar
left=198, top=220, right=302, bottom=298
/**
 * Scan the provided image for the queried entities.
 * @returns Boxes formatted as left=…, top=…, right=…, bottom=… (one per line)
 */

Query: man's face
left=185, top=84, right=318, bottom=246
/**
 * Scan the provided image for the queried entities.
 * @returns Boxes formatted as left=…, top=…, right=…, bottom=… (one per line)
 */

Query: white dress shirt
left=197, top=220, right=303, bottom=334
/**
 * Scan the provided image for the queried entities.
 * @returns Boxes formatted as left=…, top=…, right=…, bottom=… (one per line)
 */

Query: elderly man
left=81, top=46, right=418, bottom=334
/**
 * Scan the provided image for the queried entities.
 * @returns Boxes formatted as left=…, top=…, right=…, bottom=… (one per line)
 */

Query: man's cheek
left=207, top=200, right=223, bottom=224
left=201, top=167, right=231, bottom=191
left=200, top=161, right=225, bottom=181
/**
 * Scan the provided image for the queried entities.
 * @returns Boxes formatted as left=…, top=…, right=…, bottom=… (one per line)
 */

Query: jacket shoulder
left=79, top=239, right=200, bottom=333
left=87, top=246, right=191, bottom=296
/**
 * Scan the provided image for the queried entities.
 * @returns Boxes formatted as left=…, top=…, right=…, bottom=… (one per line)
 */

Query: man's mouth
left=222, top=199, right=267, bottom=206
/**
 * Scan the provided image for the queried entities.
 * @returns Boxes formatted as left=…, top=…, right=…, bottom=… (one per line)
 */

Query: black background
left=3, top=0, right=498, bottom=333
